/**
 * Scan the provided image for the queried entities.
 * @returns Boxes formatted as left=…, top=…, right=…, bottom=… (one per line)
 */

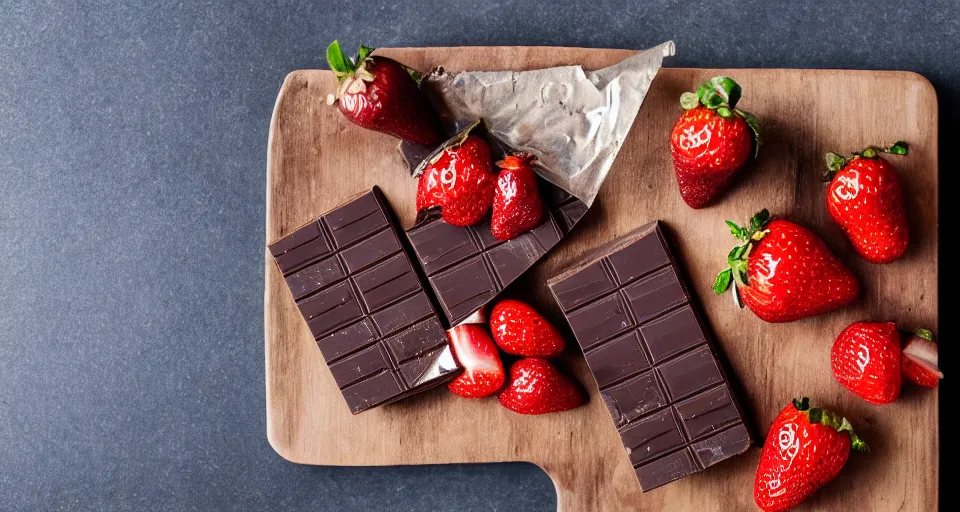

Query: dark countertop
left=0, top=1, right=949, bottom=510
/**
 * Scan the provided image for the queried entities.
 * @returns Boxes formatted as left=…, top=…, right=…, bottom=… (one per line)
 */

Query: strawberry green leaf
left=792, top=397, right=810, bottom=411
left=838, top=417, right=870, bottom=452
left=888, top=140, right=909, bottom=155
left=326, top=40, right=355, bottom=78
left=728, top=244, right=748, bottom=263
left=404, top=65, right=424, bottom=84
left=701, top=92, right=725, bottom=109
left=680, top=92, right=699, bottom=110
left=850, top=433, right=870, bottom=452
left=714, top=269, right=733, bottom=294
left=727, top=246, right=740, bottom=264
left=794, top=398, right=869, bottom=452
left=749, top=209, right=770, bottom=232
left=807, top=408, right=823, bottom=424
left=823, top=152, right=848, bottom=181
left=716, top=107, right=733, bottom=118
left=726, top=220, right=750, bottom=241
left=915, top=328, right=933, bottom=341
left=698, top=76, right=743, bottom=110
left=357, top=45, right=374, bottom=63
left=861, top=146, right=878, bottom=158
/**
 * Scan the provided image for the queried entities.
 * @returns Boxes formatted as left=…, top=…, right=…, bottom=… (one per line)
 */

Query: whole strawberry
left=901, top=328, right=943, bottom=389
left=415, top=135, right=496, bottom=226
left=825, top=142, right=910, bottom=263
left=326, top=41, right=439, bottom=146
left=714, top=209, right=860, bottom=322
left=446, top=324, right=505, bottom=398
left=670, top=76, right=761, bottom=209
left=491, top=154, right=545, bottom=241
left=498, top=358, right=584, bottom=415
left=831, top=321, right=901, bottom=404
left=490, top=299, right=565, bottom=357
left=754, top=398, right=867, bottom=512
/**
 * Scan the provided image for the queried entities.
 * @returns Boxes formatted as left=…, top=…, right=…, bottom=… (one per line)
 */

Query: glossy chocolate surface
left=407, top=186, right=586, bottom=326
left=548, top=220, right=751, bottom=491
left=269, top=188, right=459, bottom=414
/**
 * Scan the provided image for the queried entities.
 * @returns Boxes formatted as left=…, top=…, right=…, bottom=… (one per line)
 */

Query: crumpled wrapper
left=421, top=41, right=675, bottom=206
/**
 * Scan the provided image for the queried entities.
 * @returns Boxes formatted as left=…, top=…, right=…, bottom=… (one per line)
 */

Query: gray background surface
left=0, top=1, right=949, bottom=510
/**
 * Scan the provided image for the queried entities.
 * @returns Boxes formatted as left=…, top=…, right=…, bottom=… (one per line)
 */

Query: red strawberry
left=446, top=324, right=505, bottom=398
left=901, top=328, right=943, bottom=388
left=490, top=299, right=565, bottom=357
left=498, top=358, right=584, bottom=415
left=714, top=209, right=860, bottom=322
left=326, top=41, right=439, bottom=145
left=754, top=398, right=868, bottom=512
left=415, top=135, right=496, bottom=226
left=490, top=154, right=545, bottom=240
left=831, top=321, right=901, bottom=404
left=825, top=142, right=910, bottom=264
left=670, top=77, right=760, bottom=209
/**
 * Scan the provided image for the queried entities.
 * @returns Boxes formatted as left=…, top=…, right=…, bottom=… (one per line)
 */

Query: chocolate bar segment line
left=406, top=186, right=587, bottom=327
left=268, top=188, right=459, bottom=414
left=547, top=220, right=751, bottom=492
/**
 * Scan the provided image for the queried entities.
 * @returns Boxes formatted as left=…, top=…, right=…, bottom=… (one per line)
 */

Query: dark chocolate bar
left=268, top=188, right=459, bottom=414
left=547, top=221, right=751, bottom=491
left=407, top=187, right=588, bottom=326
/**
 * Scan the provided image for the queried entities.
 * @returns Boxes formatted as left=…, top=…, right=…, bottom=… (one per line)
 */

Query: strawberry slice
left=498, top=358, right=585, bottom=415
left=446, top=324, right=505, bottom=398
left=490, top=299, right=565, bottom=357
left=490, top=153, right=545, bottom=241
left=901, top=329, right=942, bottom=389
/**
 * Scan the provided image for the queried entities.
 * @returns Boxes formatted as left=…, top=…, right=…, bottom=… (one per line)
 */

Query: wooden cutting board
left=264, top=47, right=938, bottom=511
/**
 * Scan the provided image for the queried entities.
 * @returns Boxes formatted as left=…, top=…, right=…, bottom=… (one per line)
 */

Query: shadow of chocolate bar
left=407, top=186, right=588, bottom=326
left=268, top=188, right=460, bottom=414
left=547, top=221, right=752, bottom=492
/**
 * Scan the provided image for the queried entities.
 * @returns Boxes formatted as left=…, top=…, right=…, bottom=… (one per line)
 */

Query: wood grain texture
left=265, top=47, right=938, bottom=511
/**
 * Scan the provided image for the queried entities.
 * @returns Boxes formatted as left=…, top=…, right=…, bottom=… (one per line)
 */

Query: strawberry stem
left=823, top=141, right=909, bottom=180
left=792, top=397, right=869, bottom=453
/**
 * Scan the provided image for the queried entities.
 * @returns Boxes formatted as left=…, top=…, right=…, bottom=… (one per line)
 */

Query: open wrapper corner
left=410, top=41, right=675, bottom=207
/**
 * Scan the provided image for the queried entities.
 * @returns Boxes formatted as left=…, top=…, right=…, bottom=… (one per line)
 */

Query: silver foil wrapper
left=423, top=41, right=675, bottom=206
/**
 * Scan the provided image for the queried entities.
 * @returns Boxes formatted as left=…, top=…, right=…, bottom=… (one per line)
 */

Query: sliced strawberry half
left=446, top=324, right=505, bottom=398
left=901, top=329, right=943, bottom=389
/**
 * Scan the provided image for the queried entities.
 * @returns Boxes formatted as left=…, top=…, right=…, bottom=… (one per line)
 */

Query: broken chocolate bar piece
left=268, top=187, right=460, bottom=414
left=547, top=220, right=752, bottom=491
left=407, top=187, right=587, bottom=326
